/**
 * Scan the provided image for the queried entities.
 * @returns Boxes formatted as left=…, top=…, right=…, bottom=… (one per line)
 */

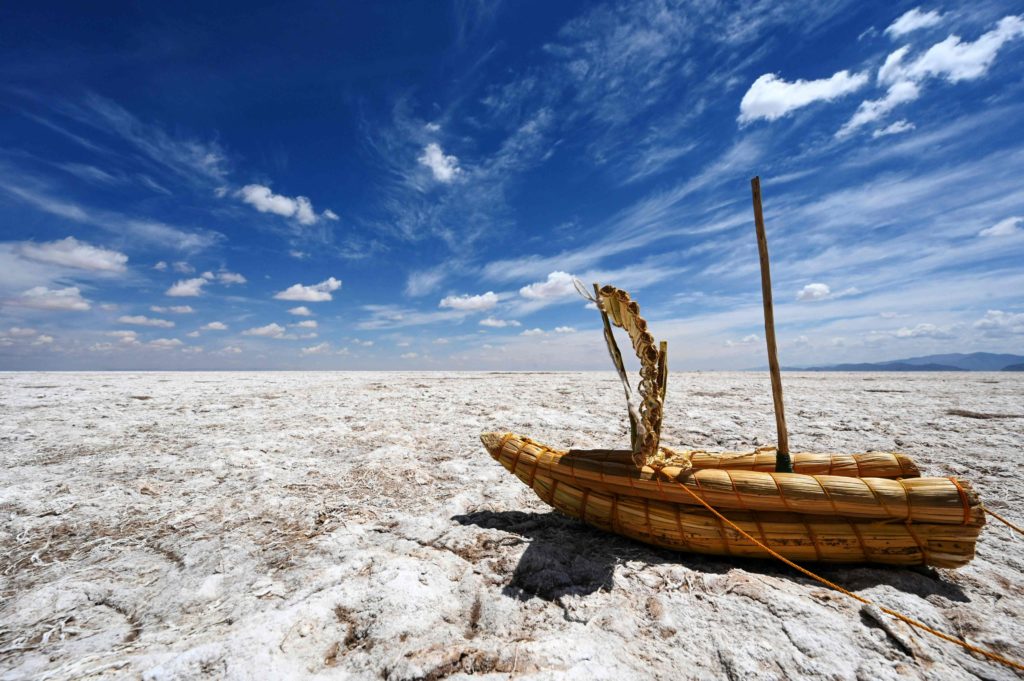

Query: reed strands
left=481, top=433, right=984, bottom=568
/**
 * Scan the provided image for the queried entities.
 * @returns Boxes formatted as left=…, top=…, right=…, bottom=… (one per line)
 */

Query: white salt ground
left=0, top=371, right=1022, bottom=680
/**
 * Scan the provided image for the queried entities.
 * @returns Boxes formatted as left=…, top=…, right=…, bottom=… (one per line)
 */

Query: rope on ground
left=985, top=507, right=1024, bottom=537
left=673, top=482, right=1024, bottom=673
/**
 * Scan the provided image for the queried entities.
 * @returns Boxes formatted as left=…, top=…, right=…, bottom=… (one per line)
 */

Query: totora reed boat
left=480, top=284, right=986, bottom=568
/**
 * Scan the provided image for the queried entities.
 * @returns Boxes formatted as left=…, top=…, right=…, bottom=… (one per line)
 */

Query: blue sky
left=1, top=1, right=1023, bottom=370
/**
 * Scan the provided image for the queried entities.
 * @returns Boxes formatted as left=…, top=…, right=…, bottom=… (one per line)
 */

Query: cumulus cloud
left=795, top=283, right=860, bottom=302
left=288, top=306, right=313, bottom=316
left=894, top=323, right=953, bottom=339
left=106, top=330, right=139, bottom=345
left=16, top=236, right=127, bottom=272
left=8, top=327, right=38, bottom=337
left=519, top=271, right=577, bottom=300
left=118, top=315, right=174, bottom=328
left=220, top=346, right=242, bottom=355
left=323, top=209, right=339, bottom=221
left=974, top=309, right=1024, bottom=337
left=242, top=323, right=286, bottom=338
left=554, top=326, right=577, bottom=333
left=201, top=321, right=228, bottom=331
left=479, top=317, right=521, bottom=328
left=151, top=305, right=194, bottom=313
left=216, top=271, right=247, bottom=285
left=725, top=334, right=760, bottom=347
left=885, top=8, right=943, bottom=37
left=439, top=291, right=498, bottom=311
left=738, top=70, right=868, bottom=123
left=520, top=328, right=545, bottom=336
left=153, top=261, right=168, bottom=271
left=9, top=286, right=91, bottom=311
left=292, top=320, right=317, bottom=328
left=149, top=338, right=183, bottom=348
left=300, top=342, right=330, bottom=356
left=978, top=216, right=1021, bottom=237
left=166, top=277, right=207, bottom=297
left=400, top=352, right=418, bottom=359
left=236, top=184, right=319, bottom=225
left=418, top=143, right=461, bottom=183
left=273, top=277, right=342, bottom=302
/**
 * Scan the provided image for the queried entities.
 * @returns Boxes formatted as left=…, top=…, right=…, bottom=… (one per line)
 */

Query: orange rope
left=985, top=507, right=1024, bottom=537
left=676, top=483, right=1024, bottom=673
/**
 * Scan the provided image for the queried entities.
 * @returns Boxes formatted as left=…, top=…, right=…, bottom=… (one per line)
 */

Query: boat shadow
left=451, top=510, right=970, bottom=604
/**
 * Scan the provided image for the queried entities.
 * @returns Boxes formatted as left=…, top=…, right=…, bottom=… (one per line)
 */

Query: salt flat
left=1, top=371, right=1022, bottom=680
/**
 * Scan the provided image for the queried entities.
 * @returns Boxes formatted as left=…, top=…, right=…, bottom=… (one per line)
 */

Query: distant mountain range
left=800, top=352, right=1024, bottom=372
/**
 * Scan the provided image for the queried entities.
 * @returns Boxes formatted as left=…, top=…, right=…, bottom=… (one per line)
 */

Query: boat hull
left=482, top=433, right=984, bottom=568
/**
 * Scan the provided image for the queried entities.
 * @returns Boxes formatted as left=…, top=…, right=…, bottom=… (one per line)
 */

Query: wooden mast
left=750, top=176, right=792, bottom=473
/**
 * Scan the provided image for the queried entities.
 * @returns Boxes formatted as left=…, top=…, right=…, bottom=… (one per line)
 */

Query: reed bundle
left=481, top=433, right=984, bottom=568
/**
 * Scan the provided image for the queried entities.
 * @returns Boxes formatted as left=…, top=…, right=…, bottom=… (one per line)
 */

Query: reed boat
left=480, top=284, right=986, bottom=568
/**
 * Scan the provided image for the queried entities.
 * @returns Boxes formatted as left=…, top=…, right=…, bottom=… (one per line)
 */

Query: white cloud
left=8, top=327, right=37, bottom=337
left=880, top=16, right=1024, bottom=86
left=273, top=277, right=342, bottom=302
left=519, top=271, right=577, bottom=300
left=974, top=309, right=1024, bottom=337
left=166, top=277, right=207, bottom=297
left=439, top=291, right=498, bottom=311
left=186, top=331, right=200, bottom=338
left=118, top=315, right=174, bottom=328
left=153, top=261, right=168, bottom=271
left=885, top=8, right=943, bottom=38
left=554, top=326, right=577, bottom=333
left=796, top=283, right=831, bottom=301
left=106, top=330, right=139, bottom=345
left=894, top=323, right=953, bottom=339
left=151, top=305, right=194, bottom=313
left=220, top=345, right=242, bottom=354
left=323, top=209, right=339, bottom=221
left=479, top=316, right=521, bottom=328
left=405, top=268, right=446, bottom=297
left=418, top=143, right=461, bottom=183
left=520, top=328, right=545, bottom=336
left=172, top=261, right=194, bottom=274
left=149, top=338, right=183, bottom=348
left=978, top=216, right=1021, bottom=238
left=216, top=271, right=247, bottom=285
left=201, top=321, right=228, bottom=331
left=293, top=320, right=317, bottom=328
left=16, top=237, right=127, bottom=272
left=400, top=352, right=418, bottom=359
left=301, top=342, right=330, bottom=356
left=872, top=120, right=916, bottom=138
left=433, top=338, right=449, bottom=345
left=352, top=339, right=374, bottom=347
left=725, top=334, right=760, bottom=347
left=9, top=286, right=91, bottom=311
left=33, top=334, right=54, bottom=345
left=243, top=323, right=287, bottom=338
left=236, top=184, right=320, bottom=225
left=837, top=81, right=920, bottom=138
left=288, top=306, right=313, bottom=316
left=738, top=70, right=868, bottom=123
